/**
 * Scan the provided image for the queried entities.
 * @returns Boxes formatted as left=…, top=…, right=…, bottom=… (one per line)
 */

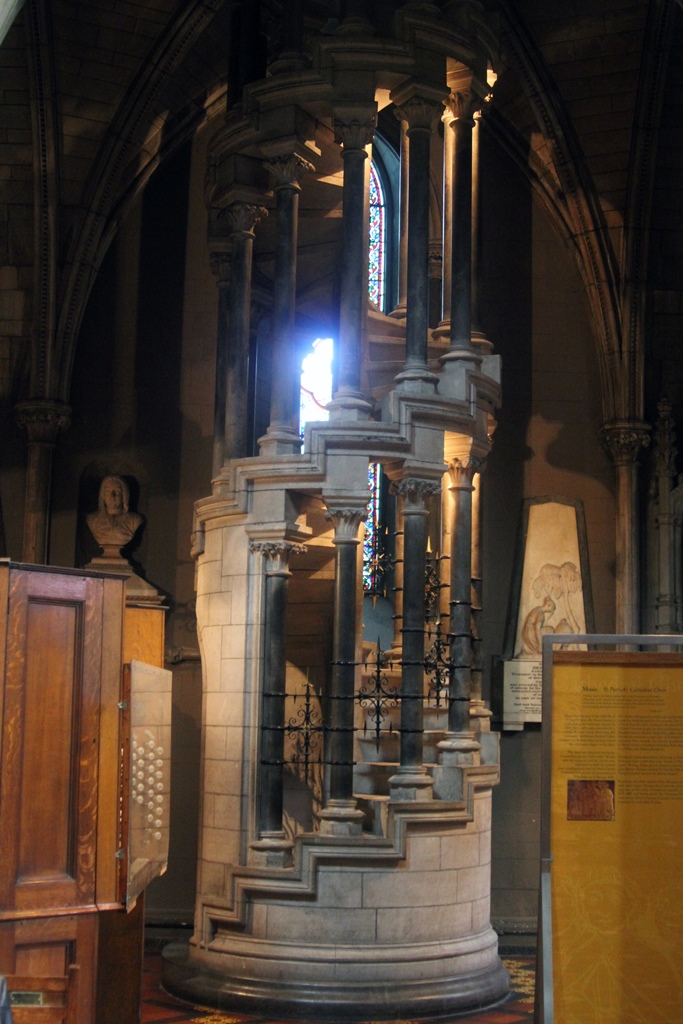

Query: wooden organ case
left=0, top=562, right=170, bottom=1022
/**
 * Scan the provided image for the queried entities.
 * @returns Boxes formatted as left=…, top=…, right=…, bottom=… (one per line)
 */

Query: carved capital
left=601, top=421, right=651, bottom=467
left=333, top=118, right=375, bottom=152
left=16, top=400, right=71, bottom=444
left=428, top=240, right=442, bottom=278
left=447, top=456, right=483, bottom=487
left=209, top=250, right=231, bottom=284
left=264, top=152, right=315, bottom=190
left=391, top=477, right=441, bottom=512
left=250, top=540, right=307, bottom=574
left=218, top=201, right=268, bottom=236
left=394, top=96, right=442, bottom=132
left=324, top=507, right=367, bottom=542
left=444, top=90, right=481, bottom=124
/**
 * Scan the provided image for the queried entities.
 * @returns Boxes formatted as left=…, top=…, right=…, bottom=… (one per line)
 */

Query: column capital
left=393, top=96, right=443, bottom=133
left=390, top=477, right=441, bottom=511
left=218, top=200, right=268, bottom=237
left=447, top=455, right=485, bottom=487
left=333, top=117, right=375, bottom=153
left=600, top=420, right=651, bottom=466
left=250, top=540, right=307, bottom=574
left=16, top=399, right=71, bottom=443
left=209, top=250, right=231, bottom=284
left=264, top=152, right=315, bottom=191
left=324, top=506, right=367, bottom=541
left=445, top=89, right=482, bottom=124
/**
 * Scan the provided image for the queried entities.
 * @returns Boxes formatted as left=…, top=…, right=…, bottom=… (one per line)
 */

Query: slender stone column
left=437, top=451, right=484, bottom=775
left=267, top=0, right=307, bottom=74
left=250, top=540, right=305, bottom=866
left=389, top=478, right=440, bottom=801
left=441, top=90, right=481, bottom=371
left=318, top=506, right=366, bottom=834
left=259, top=153, right=314, bottom=455
left=470, top=471, right=492, bottom=730
left=209, top=251, right=231, bottom=477
left=389, top=117, right=409, bottom=319
left=16, top=399, right=71, bottom=564
left=601, top=421, right=650, bottom=634
left=435, top=104, right=455, bottom=338
left=329, top=116, right=375, bottom=420
left=219, top=201, right=267, bottom=464
left=391, top=509, right=405, bottom=652
left=447, top=458, right=476, bottom=737
left=393, top=98, right=441, bottom=387
left=471, top=110, right=492, bottom=353
left=653, top=398, right=677, bottom=633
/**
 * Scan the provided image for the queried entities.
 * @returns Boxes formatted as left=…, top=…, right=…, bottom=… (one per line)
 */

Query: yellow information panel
left=550, top=652, right=683, bottom=1024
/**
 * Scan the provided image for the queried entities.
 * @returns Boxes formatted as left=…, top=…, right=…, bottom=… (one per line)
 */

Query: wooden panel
left=19, top=601, right=79, bottom=880
left=95, top=899, right=144, bottom=1024
left=0, top=562, right=9, bottom=768
left=124, top=605, right=165, bottom=667
left=0, top=568, right=118, bottom=915
left=1, top=915, right=94, bottom=1023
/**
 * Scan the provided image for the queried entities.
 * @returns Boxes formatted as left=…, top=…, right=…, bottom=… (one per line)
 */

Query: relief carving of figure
left=87, top=475, right=143, bottom=558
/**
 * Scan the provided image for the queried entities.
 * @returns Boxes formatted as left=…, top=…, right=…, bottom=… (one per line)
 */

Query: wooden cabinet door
left=0, top=566, right=124, bottom=918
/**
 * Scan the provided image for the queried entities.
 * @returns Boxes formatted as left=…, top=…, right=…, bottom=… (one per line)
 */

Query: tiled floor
left=141, top=953, right=535, bottom=1024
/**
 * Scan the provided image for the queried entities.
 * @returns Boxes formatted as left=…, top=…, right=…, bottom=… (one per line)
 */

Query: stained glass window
left=368, top=162, right=385, bottom=310
left=363, top=461, right=386, bottom=594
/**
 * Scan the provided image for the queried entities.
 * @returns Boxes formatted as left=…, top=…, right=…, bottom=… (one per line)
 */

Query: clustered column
left=260, top=153, right=314, bottom=455
left=389, top=478, right=440, bottom=801
left=318, top=506, right=366, bottom=834
left=329, top=115, right=375, bottom=419
left=16, top=400, right=71, bottom=564
left=250, top=539, right=305, bottom=866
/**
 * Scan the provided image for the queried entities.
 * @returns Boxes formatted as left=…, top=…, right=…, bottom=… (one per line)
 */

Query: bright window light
left=300, top=337, right=334, bottom=438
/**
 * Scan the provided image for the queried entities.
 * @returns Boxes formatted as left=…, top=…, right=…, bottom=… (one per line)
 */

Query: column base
left=162, top=938, right=509, bottom=1021
left=394, top=365, right=439, bottom=392
left=317, top=799, right=365, bottom=836
left=388, top=766, right=434, bottom=801
left=470, top=700, right=493, bottom=732
left=249, top=833, right=294, bottom=868
left=437, top=734, right=481, bottom=766
left=257, top=426, right=303, bottom=456
left=327, top=391, right=372, bottom=422
left=471, top=329, right=494, bottom=354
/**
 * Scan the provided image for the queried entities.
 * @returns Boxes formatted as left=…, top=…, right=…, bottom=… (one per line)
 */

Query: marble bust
left=87, top=475, right=143, bottom=558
